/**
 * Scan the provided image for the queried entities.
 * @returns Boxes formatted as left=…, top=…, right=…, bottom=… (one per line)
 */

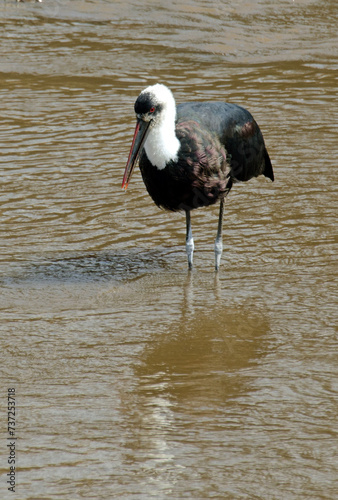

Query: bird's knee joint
left=186, top=238, right=194, bottom=254
left=214, top=240, right=223, bottom=255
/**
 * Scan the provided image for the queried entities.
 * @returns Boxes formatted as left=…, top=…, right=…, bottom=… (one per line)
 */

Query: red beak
left=122, top=119, right=151, bottom=190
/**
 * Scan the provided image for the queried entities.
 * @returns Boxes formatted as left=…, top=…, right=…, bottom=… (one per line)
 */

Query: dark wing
left=177, top=102, right=274, bottom=182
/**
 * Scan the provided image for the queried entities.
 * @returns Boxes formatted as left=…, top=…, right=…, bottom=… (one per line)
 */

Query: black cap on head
left=134, top=93, right=154, bottom=115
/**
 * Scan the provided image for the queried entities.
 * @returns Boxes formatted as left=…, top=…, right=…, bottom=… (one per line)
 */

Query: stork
left=122, top=84, right=274, bottom=271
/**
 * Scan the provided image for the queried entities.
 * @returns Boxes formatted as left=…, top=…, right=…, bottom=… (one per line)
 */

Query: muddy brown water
left=0, top=0, right=337, bottom=498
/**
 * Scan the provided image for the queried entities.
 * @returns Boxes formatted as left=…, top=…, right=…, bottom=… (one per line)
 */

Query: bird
left=122, top=83, right=274, bottom=271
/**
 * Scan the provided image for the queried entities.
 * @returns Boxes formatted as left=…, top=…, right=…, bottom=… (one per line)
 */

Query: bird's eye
left=149, top=107, right=155, bottom=113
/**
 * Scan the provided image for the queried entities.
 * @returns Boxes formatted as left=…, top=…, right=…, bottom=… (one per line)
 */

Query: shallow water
left=0, top=0, right=337, bottom=498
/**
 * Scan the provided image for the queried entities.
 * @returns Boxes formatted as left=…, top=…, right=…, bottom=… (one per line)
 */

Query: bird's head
left=134, top=83, right=175, bottom=125
left=122, top=84, right=176, bottom=189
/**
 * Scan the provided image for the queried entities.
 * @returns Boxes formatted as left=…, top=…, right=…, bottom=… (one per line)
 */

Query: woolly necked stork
left=122, top=84, right=274, bottom=271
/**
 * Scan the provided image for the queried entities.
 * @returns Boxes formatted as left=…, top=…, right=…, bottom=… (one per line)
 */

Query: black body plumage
left=138, top=101, right=273, bottom=212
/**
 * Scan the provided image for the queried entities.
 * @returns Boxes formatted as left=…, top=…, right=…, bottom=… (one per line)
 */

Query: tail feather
left=263, top=149, right=274, bottom=181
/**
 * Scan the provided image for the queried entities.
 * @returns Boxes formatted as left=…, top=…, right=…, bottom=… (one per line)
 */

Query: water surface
left=0, top=0, right=337, bottom=498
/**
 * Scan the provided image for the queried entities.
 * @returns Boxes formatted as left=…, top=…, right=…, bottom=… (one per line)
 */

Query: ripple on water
left=0, top=1, right=337, bottom=499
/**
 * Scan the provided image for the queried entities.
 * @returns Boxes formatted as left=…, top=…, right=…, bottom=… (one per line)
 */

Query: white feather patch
left=142, top=84, right=180, bottom=170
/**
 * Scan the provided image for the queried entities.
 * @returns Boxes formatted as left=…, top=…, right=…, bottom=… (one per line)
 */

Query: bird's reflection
left=121, top=273, right=270, bottom=484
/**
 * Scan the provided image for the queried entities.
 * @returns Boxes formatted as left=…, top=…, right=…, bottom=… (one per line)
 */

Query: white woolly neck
left=142, top=84, right=180, bottom=170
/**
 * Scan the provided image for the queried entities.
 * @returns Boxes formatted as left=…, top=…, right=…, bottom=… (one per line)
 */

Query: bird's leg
left=214, top=198, right=225, bottom=271
left=185, top=210, right=194, bottom=270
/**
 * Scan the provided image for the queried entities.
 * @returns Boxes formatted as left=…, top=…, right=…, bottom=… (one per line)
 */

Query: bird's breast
left=139, top=120, right=231, bottom=212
